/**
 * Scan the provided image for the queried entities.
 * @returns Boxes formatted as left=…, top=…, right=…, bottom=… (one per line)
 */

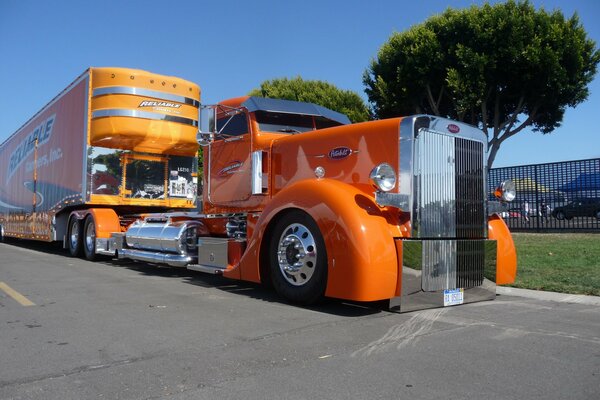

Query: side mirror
left=196, top=131, right=214, bottom=147
left=197, top=106, right=217, bottom=146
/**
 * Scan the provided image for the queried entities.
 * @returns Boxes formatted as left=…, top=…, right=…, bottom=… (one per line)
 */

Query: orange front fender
left=488, top=214, right=517, bottom=285
left=232, top=179, right=400, bottom=302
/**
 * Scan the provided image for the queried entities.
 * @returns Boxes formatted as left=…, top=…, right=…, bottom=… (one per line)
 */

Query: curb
left=496, top=286, right=600, bottom=306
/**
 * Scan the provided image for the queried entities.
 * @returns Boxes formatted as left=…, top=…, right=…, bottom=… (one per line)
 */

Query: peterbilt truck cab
left=115, top=95, right=517, bottom=311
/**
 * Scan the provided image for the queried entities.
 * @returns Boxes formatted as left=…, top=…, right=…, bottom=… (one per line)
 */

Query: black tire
left=269, top=210, right=327, bottom=305
left=555, top=211, right=565, bottom=220
left=0, top=224, right=5, bottom=243
left=67, top=217, right=83, bottom=257
left=595, top=210, right=600, bottom=220
left=82, top=215, right=98, bottom=261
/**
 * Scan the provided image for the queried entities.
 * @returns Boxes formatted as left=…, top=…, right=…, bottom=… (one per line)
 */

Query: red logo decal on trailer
left=447, top=124, right=460, bottom=134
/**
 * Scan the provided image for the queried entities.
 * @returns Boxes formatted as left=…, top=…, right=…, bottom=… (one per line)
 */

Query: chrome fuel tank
left=125, top=217, right=205, bottom=254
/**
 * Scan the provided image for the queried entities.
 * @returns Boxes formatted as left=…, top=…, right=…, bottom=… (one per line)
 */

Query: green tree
left=249, top=77, right=370, bottom=123
left=363, top=0, right=600, bottom=168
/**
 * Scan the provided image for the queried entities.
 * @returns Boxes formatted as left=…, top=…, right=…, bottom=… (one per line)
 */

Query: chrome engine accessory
left=117, top=215, right=208, bottom=267
left=226, top=215, right=247, bottom=238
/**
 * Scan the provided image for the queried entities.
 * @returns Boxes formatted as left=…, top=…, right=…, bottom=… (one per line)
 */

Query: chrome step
left=187, top=264, right=226, bottom=275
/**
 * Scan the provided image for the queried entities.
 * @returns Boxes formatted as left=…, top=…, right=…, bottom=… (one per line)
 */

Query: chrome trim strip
left=82, top=75, right=90, bottom=202
left=92, top=109, right=198, bottom=127
left=92, top=86, right=199, bottom=107
left=118, top=248, right=193, bottom=267
left=375, top=191, right=405, bottom=208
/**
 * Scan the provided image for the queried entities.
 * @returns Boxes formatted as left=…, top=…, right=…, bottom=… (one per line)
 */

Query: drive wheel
left=67, top=217, right=83, bottom=257
left=83, top=215, right=98, bottom=261
left=269, top=210, right=327, bottom=305
left=555, top=211, right=565, bottom=220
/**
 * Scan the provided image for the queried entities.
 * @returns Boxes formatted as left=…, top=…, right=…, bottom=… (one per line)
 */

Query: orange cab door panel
left=208, top=136, right=252, bottom=203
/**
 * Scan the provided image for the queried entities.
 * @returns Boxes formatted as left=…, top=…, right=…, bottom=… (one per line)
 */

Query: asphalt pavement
left=1, top=239, right=599, bottom=400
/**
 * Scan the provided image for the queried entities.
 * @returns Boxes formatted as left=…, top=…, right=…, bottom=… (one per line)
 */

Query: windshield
left=255, top=110, right=342, bottom=134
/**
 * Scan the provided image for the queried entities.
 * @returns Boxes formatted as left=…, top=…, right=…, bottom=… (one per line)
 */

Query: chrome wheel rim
left=70, top=220, right=79, bottom=249
left=85, top=220, right=95, bottom=253
left=277, top=223, right=317, bottom=286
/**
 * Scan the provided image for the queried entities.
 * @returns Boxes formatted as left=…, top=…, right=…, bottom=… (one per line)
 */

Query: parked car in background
left=552, top=198, right=600, bottom=220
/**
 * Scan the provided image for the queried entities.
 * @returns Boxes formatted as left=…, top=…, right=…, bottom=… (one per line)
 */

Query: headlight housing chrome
left=370, top=163, right=396, bottom=192
left=494, top=179, right=516, bottom=202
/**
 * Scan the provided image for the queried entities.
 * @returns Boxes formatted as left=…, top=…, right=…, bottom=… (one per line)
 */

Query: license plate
left=443, top=288, right=464, bottom=306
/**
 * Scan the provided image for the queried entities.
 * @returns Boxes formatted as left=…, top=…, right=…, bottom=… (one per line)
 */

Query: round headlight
left=494, top=180, right=516, bottom=202
left=370, top=163, right=396, bottom=192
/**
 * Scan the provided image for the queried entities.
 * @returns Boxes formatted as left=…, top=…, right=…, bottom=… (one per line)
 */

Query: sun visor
left=241, top=96, right=351, bottom=125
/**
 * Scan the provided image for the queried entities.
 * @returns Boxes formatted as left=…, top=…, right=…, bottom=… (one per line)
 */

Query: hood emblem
left=328, top=147, right=353, bottom=160
left=447, top=124, right=460, bottom=134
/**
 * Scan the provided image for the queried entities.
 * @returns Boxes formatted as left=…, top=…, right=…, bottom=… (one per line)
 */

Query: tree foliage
left=249, top=77, right=370, bottom=123
left=363, top=0, right=600, bottom=168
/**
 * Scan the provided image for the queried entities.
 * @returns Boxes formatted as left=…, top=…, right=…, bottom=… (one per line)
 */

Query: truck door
left=207, top=112, right=253, bottom=204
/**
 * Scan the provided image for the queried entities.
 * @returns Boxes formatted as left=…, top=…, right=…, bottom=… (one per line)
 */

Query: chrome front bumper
left=389, top=239, right=497, bottom=313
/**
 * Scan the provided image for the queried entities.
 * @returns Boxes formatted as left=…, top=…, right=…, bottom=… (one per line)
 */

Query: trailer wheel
left=269, top=210, right=327, bottom=305
left=83, top=215, right=98, bottom=261
left=67, top=217, right=83, bottom=257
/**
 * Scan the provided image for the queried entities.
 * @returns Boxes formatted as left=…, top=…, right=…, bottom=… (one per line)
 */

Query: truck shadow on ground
left=110, top=258, right=385, bottom=317
left=2, top=238, right=385, bottom=317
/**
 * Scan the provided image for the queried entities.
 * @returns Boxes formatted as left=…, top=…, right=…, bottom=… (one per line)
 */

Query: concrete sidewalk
left=497, top=286, right=600, bottom=306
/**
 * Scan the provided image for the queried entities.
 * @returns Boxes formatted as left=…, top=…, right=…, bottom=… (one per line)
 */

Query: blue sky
left=0, top=0, right=598, bottom=168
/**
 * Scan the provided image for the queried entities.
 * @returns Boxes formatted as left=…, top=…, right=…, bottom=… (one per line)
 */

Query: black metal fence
left=489, top=158, right=600, bottom=231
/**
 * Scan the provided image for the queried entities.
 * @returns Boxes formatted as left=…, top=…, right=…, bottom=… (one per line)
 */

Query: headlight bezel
left=494, top=179, right=516, bottom=202
left=370, top=163, right=397, bottom=192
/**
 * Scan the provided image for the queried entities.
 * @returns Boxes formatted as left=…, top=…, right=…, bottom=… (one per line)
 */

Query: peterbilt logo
left=328, top=147, right=352, bottom=160
left=139, top=100, right=181, bottom=108
left=218, top=161, right=243, bottom=177
left=447, top=124, right=461, bottom=133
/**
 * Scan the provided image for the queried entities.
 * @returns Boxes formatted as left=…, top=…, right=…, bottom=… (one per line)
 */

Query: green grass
left=510, top=233, right=600, bottom=296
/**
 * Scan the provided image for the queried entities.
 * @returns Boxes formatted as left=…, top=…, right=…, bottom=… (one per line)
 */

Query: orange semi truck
left=0, top=67, right=517, bottom=312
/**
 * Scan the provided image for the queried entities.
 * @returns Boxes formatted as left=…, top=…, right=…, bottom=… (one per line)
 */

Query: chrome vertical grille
left=413, top=129, right=485, bottom=239
left=455, top=138, right=485, bottom=238
left=409, top=124, right=487, bottom=291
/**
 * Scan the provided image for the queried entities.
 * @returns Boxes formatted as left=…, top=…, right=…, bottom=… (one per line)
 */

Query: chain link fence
left=489, top=158, right=600, bottom=231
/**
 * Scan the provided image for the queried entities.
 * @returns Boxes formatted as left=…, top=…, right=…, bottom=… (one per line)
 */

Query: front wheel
left=269, top=210, right=327, bottom=305
left=555, top=211, right=565, bottom=220
left=83, top=215, right=98, bottom=261
left=595, top=210, right=600, bottom=220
